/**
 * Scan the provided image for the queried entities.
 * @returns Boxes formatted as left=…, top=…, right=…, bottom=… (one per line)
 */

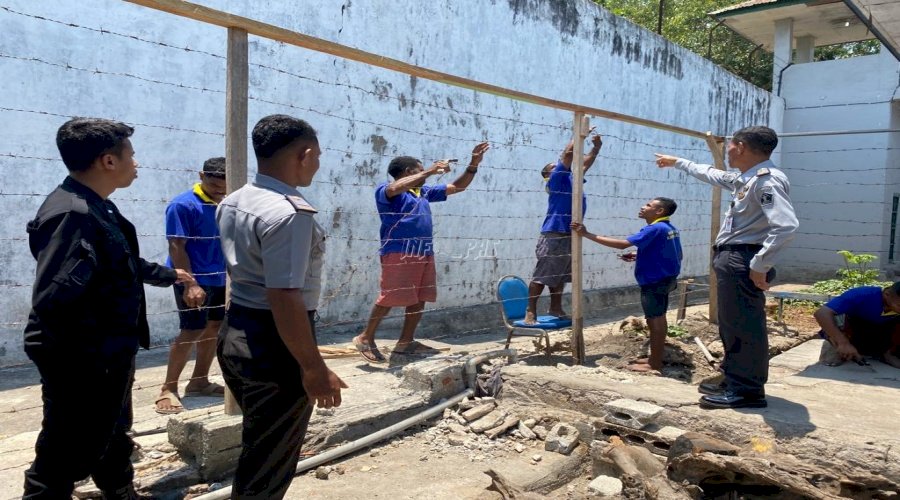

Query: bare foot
left=628, top=357, right=650, bottom=365
left=626, top=362, right=661, bottom=375
left=523, top=311, right=537, bottom=325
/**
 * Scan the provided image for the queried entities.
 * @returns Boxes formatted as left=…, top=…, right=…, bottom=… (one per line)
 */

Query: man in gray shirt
left=216, top=114, right=346, bottom=499
left=655, top=126, right=798, bottom=409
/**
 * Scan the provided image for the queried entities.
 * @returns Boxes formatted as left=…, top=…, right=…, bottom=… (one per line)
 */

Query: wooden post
left=223, top=27, right=248, bottom=416
left=571, top=113, right=588, bottom=365
left=704, top=132, right=726, bottom=325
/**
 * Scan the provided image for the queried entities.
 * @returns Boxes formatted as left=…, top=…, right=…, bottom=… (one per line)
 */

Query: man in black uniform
left=23, top=118, right=198, bottom=499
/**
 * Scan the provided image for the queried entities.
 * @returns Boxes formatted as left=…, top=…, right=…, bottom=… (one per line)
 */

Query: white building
left=712, top=0, right=900, bottom=281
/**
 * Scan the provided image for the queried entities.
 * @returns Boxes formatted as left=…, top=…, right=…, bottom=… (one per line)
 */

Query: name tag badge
left=723, top=215, right=733, bottom=233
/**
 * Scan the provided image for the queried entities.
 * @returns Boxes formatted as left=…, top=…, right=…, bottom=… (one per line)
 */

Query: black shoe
left=699, top=392, right=767, bottom=409
left=698, top=381, right=726, bottom=395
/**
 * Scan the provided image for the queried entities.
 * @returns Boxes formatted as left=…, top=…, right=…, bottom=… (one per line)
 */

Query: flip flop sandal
left=353, top=339, right=387, bottom=363
left=393, top=340, right=441, bottom=355
left=154, top=392, right=184, bottom=415
left=184, top=382, right=226, bottom=397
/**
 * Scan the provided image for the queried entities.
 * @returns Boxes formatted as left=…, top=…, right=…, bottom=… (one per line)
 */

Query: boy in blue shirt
left=814, top=283, right=900, bottom=369
left=572, top=197, right=682, bottom=373
left=155, top=158, right=228, bottom=414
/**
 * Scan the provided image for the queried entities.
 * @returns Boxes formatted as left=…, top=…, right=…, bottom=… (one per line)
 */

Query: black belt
left=714, top=244, right=762, bottom=252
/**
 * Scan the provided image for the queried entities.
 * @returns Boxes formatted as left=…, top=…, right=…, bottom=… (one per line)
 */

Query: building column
left=795, top=35, right=815, bottom=63
left=773, top=18, right=793, bottom=94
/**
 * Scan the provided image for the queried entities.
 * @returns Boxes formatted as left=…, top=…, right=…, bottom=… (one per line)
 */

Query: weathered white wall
left=777, top=48, right=900, bottom=281
left=0, top=0, right=770, bottom=366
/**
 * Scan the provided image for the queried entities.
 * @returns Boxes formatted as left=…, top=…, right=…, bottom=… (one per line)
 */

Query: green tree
left=594, top=0, right=878, bottom=91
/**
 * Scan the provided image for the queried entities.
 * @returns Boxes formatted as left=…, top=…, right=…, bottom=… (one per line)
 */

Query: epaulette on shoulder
left=285, top=194, right=317, bottom=214
left=756, top=168, right=771, bottom=177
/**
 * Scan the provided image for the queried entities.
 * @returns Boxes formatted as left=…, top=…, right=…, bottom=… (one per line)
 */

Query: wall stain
left=507, top=0, right=579, bottom=37
left=369, top=134, right=388, bottom=156
left=612, top=32, right=683, bottom=80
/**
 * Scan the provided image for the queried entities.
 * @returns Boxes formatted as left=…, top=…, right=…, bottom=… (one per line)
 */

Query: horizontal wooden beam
left=123, top=0, right=713, bottom=140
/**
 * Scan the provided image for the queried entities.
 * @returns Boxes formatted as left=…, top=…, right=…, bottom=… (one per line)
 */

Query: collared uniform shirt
left=375, top=183, right=447, bottom=256
left=164, top=183, right=226, bottom=287
left=216, top=174, right=325, bottom=310
left=675, top=158, right=798, bottom=272
left=541, top=160, right=587, bottom=234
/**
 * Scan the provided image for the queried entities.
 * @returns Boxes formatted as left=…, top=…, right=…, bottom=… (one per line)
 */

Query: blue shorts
left=639, top=276, right=677, bottom=319
left=174, top=284, right=226, bottom=330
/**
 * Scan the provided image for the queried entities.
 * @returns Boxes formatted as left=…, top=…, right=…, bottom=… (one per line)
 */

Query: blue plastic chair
left=496, top=275, right=573, bottom=357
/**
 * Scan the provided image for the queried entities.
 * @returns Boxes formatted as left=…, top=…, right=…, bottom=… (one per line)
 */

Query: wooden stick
left=571, top=113, right=587, bottom=365
left=703, top=133, right=726, bottom=325
left=222, top=27, right=248, bottom=417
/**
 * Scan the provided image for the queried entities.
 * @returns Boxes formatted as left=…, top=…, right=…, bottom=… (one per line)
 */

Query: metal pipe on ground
left=193, top=348, right=516, bottom=500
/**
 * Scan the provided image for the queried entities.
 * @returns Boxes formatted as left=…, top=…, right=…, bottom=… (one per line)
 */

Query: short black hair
left=202, top=157, right=226, bottom=179
left=388, top=156, right=421, bottom=179
left=653, top=197, right=677, bottom=216
left=732, top=126, right=778, bottom=156
left=541, top=162, right=554, bottom=179
left=251, top=114, right=317, bottom=159
left=890, top=281, right=900, bottom=295
left=56, top=118, right=134, bottom=172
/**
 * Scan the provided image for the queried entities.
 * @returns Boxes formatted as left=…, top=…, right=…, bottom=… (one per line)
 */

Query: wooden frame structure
left=123, top=0, right=725, bottom=384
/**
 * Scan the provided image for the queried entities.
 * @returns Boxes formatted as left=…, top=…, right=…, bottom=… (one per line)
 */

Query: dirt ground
left=528, top=301, right=822, bottom=384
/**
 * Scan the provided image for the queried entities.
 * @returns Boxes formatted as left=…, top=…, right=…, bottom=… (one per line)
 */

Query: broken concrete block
left=399, top=359, right=465, bottom=403
left=522, top=418, right=537, bottom=428
left=486, top=416, right=520, bottom=439
left=587, top=475, right=623, bottom=497
left=533, top=425, right=549, bottom=440
left=518, top=421, right=537, bottom=440
left=603, top=399, right=664, bottom=430
left=470, top=410, right=507, bottom=433
left=167, top=409, right=243, bottom=481
left=545, top=423, right=580, bottom=455
left=652, top=426, right=686, bottom=442
left=667, top=432, right=741, bottom=463
left=462, top=402, right=496, bottom=422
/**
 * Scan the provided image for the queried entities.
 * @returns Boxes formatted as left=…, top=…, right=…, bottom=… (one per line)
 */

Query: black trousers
left=217, top=305, right=316, bottom=500
left=713, top=248, right=774, bottom=396
left=23, top=348, right=137, bottom=499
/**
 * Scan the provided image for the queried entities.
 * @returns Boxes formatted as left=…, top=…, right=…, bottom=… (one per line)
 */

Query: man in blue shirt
left=155, top=158, right=228, bottom=414
left=572, top=197, right=682, bottom=373
left=353, top=142, right=490, bottom=362
left=525, top=133, right=603, bottom=324
left=814, top=283, right=900, bottom=369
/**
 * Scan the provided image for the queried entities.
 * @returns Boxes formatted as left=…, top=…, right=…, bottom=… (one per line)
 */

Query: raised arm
left=384, top=161, right=449, bottom=198
left=655, top=154, right=736, bottom=190
left=447, top=142, right=490, bottom=195
left=583, top=134, right=603, bottom=173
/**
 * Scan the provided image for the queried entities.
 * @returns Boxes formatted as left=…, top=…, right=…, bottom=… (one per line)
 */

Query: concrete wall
left=0, top=0, right=770, bottom=366
left=777, top=48, right=900, bottom=281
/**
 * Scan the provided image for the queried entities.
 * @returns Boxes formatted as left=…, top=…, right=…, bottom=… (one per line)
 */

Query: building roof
left=709, top=0, right=900, bottom=59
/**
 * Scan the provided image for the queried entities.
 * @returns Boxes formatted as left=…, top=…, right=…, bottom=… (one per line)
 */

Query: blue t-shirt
left=825, top=286, right=899, bottom=324
left=626, top=219, right=682, bottom=286
left=376, top=183, right=448, bottom=256
left=165, top=187, right=225, bottom=286
left=540, top=160, right=587, bottom=234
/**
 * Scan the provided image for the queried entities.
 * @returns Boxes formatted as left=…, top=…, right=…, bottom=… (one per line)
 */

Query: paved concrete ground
left=0, top=327, right=517, bottom=498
